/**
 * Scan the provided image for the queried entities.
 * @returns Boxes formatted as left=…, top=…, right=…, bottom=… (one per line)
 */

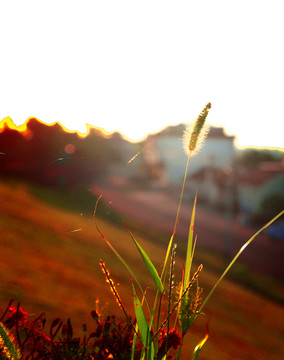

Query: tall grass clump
left=1, top=103, right=283, bottom=359
left=95, top=103, right=284, bottom=359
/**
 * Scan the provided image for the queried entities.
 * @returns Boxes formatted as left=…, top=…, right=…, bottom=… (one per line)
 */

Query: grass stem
left=193, top=210, right=284, bottom=322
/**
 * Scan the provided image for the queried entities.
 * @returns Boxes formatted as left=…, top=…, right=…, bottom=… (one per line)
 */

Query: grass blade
left=94, top=195, right=151, bottom=314
left=132, top=284, right=155, bottom=359
left=132, top=283, right=149, bottom=349
left=191, top=321, right=210, bottom=360
left=184, top=193, right=197, bottom=290
left=161, top=234, right=174, bottom=284
left=131, top=322, right=139, bottom=360
left=128, top=228, right=164, bottom=294
left=193, top=209, right=284, bottom=322
left=176, top=195, right=197, bottom=333
left=161, top=155, right=191, bottom=285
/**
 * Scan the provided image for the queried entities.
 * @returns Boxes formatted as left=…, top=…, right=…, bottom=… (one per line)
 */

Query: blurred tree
left=238, top=148, right=282, bottom=169
left=0, top=118, right=123, bottom=187
left=260, top=193, right=284, bottom=215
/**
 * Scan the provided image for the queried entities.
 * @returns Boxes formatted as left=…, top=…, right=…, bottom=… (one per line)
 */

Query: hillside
left=1, top=180, right=284, bottom=359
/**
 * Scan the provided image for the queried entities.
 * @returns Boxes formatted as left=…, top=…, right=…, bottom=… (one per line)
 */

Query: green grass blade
left=160, top=234, right=174, bottom=284
left=131, top=322, right=139, bottom=360
left=193, top=210, right=284, bottom=322
left=128, top=228, right=164, bottom=294
left=161, top=155, right=191, bottom=285
left=132, top=284, right=155, bottom=360
left=177, top=195, right=197, bottom=334
left=191, top=234, right=197, bottom=262
left=184, top=193, right=197, bottom=290
left=132, top=282, right=149, bottom=348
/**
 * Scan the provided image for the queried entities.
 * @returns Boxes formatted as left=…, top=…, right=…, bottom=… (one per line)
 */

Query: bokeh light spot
left=64, top=143, right=75, bottom=154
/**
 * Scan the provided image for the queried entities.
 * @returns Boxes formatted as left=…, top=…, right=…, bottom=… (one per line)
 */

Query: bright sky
left=1, top=0, right=283, bottom=149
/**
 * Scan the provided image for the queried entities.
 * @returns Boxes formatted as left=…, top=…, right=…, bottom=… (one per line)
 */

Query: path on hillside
left=91, top=183, right=284, bottom=281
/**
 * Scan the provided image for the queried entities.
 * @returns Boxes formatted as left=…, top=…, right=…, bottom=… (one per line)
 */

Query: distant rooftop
left=208, top=126, right=235, bottom=139
left=157, top=124, right=235, bottom=140
left=239, top=161, right=284, bottom=187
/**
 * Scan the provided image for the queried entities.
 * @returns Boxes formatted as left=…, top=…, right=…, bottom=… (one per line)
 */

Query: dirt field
left=1, top=181, right=284, bottom=359
left=91, top=183, right=284, bottom=281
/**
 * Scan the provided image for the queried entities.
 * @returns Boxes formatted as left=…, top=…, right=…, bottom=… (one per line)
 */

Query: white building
left=143, top=124, right=236, bottom=187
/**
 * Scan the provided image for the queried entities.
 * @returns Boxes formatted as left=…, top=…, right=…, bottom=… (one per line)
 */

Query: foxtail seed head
left=100, top=259, right=125, bottom=311
left=183, top=102, right=211, bottom=157
left=0, top=322, right=20, bottom=360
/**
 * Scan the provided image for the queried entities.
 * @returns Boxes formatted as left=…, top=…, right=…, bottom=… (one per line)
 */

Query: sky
left=1, top=0, right=283, bottom=149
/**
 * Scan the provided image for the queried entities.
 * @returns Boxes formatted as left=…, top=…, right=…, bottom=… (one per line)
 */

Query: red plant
left=0, top=300, right=144, bottom=359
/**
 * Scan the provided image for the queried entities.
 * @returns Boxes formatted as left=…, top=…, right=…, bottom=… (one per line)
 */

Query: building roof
left=238, top=164, right=284, bottom=187
left=156, top=124, right=235, bottom=140
left=208, top=126, right=235, bottom=139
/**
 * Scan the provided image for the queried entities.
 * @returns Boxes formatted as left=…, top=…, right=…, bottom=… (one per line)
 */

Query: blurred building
left=142, top=125, right=236, bottom=200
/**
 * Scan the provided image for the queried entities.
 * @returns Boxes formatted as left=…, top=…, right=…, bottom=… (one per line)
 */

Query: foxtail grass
left=95, top=103, right=284, bottom=360
left=0, top=322, right=20, bottom=360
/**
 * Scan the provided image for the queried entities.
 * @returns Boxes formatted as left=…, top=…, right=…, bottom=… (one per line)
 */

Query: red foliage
left=0, top=300, right=182, bottom=359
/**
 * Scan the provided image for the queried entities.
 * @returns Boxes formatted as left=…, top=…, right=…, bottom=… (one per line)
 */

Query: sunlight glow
left=0, top=1, right=283, bottom=149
